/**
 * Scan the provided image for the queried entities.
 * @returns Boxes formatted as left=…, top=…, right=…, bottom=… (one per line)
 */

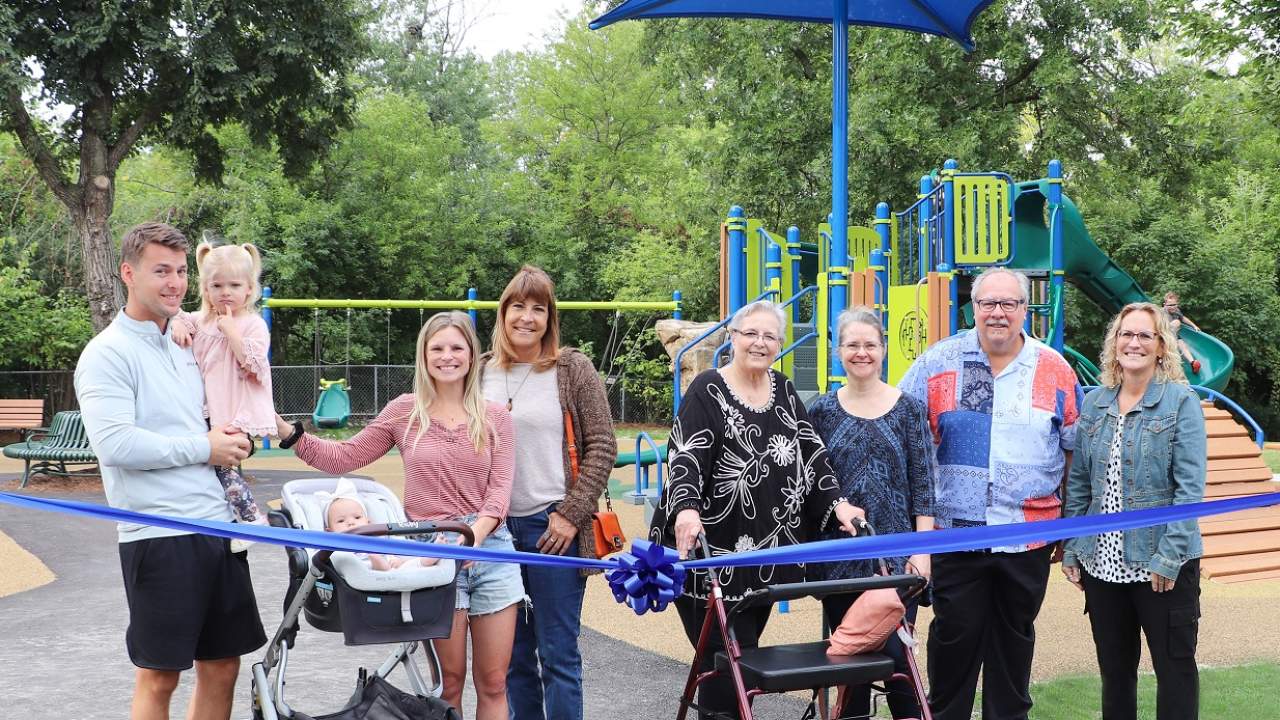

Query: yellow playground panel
left=952, top=174, right=1013, bottom=265
left=887, top=283, right=929, bottom=384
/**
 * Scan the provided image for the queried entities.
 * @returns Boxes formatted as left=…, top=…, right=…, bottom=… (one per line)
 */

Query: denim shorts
left=448, top=517, right=526, bottom=616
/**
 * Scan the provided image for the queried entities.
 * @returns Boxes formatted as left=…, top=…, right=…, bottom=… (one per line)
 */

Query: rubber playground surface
left=3, top=452, right=1280, bottom=718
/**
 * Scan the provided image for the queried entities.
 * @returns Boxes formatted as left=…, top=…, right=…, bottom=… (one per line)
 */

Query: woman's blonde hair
left=195, top=241, right=262, bottom=316
left=1099, top=302, right=1187, bottom=387
left=491, top=265, right=561, bottom=371
left=405, top=311, right=490, bottom=452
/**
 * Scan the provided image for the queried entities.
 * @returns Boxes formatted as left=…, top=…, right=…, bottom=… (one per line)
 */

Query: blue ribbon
left=3, top=490, right=1279, bottom=615
left=681, top=492, right=1280, bottom=569
left=605, top=540, right=686, bottom=615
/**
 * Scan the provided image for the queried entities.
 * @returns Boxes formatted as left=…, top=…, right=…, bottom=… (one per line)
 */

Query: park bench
left=2, top=410, right=98, bottom=488
left=0, top=399, right=45, bottom=433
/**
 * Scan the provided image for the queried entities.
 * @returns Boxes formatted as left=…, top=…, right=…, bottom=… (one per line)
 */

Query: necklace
left=505, top=364, right=535, bottom=411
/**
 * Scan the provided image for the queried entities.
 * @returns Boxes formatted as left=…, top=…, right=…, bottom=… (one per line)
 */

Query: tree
left=0, top=0, right=368, bottom=331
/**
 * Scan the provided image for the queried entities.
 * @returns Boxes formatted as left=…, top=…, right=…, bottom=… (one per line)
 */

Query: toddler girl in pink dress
left=173, top=242, right=276, bottom=540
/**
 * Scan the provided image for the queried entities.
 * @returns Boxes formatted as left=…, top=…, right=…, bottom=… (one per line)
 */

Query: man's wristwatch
left=279, top=420, right=305, bottom=449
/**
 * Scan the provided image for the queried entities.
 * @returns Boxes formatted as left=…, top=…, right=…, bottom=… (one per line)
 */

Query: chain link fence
left=0, top=370, right=77, bottom=421
left=0, top=365, right=673, bottom=428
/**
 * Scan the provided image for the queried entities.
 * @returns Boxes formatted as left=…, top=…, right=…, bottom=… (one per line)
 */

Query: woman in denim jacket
left=1062, top=302, right=1206, bottom=720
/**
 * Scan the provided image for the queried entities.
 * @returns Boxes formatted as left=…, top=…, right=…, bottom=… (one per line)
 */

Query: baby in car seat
left=323, top=479, right=439, bottom=570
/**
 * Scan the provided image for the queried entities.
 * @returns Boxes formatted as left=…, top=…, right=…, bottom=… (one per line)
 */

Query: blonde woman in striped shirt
left=274, top=311, right=520, bottom=720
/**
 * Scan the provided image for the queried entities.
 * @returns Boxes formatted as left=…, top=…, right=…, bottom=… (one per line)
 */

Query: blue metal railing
left=1081, top=384, right=1265, bottom=448
left=894, top=184, right=945, bottom=285
left=1193, top=385, right=1265, bottom=448
left=628, top=431, right=666, bottom=504
left=779, top=331, right=818, bottom=360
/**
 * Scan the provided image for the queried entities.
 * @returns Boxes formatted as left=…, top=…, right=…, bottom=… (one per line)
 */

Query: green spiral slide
left=1010, top=180, right=1233, bottom=391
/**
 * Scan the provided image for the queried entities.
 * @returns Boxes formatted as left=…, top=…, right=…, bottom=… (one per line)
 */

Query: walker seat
left=715, top=641, right=895, bottom=693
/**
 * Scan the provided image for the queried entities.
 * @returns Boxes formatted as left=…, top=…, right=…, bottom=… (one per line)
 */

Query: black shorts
left=119, top=533, right=267, bottom=671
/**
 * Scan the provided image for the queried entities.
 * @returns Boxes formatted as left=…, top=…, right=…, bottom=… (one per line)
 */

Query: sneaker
left=1191, top=359, right=1202, bottom=374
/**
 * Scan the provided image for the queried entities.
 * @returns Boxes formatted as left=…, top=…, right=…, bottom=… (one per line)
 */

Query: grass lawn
left=1264, top=449, right=1280, bottom=473
left=986, top=662, right=1280, bottom=720
left=614, top=423, right=669, bottom=443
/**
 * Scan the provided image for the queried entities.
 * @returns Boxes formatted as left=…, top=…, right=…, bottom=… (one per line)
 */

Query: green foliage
left=0, top=252, right=91, bottom=368
left=0, top=0, right=368, bottom=182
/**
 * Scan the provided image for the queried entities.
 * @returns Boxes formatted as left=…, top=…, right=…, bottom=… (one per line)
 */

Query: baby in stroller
left=251, top=477, right=469, bottom=720
left=322, top=477, right=440, bottom=571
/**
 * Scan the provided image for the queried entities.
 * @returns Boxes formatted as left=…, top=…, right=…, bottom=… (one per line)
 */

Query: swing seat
left=715, top=641, right=894, bottom=693
left=313, top=378, right=351, bottom=429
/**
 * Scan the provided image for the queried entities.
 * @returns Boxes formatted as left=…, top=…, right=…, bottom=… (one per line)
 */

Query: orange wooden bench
left=0, top=399, right=45, bottom=432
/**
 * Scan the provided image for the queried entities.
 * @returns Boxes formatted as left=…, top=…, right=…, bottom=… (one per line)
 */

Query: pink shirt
left=179, top=311, right=276, bottom=437
left=294, top=394, right=514, bottom=521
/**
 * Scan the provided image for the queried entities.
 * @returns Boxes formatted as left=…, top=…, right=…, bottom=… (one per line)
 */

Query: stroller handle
left=313, top=520, right=475, bottom=565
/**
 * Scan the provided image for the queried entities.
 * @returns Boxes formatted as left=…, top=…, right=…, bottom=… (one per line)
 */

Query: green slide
left=1010, top=180, right=1233, bottom=391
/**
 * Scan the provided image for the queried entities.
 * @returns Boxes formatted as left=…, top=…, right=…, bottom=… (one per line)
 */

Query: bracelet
left=279, top=420, right=305, bottom=449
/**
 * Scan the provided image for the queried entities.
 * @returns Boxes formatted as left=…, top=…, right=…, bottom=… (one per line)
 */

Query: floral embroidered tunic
left=808, top=391, right=935, bottom=580
left=1081, top=415, right=1151, bottom=583
left=650, top=368, right=843, bottom=601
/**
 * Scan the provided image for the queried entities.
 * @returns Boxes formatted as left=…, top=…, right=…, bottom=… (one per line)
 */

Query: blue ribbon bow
left=606, top=539, right=686, bottom=615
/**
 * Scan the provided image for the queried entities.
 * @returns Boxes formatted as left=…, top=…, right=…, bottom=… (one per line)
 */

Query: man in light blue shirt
left=75, top=222, right=262, bottom=720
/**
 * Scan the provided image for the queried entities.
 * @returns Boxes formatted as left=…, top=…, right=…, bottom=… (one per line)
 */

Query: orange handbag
left=564, top=411, right=625, bottom=558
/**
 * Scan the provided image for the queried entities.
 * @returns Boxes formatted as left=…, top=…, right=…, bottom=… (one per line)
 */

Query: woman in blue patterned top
left=809, top=306, right=935, bottom=720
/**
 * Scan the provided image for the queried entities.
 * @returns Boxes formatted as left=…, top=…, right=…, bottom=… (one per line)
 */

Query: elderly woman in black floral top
left=650, top=300, right=865, bottom=720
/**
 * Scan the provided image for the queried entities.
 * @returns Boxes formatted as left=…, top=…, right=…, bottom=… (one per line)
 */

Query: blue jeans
left=506, top=505, right=587, bottom=720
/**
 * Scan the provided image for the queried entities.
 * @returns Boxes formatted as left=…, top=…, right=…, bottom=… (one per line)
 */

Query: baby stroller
left=251, top=477, right=469, bottom=720
left=679, top=524, right=931, bottom=720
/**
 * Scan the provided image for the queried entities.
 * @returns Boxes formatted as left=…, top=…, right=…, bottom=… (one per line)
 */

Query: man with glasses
left=899, top=267, right=1083, bottom=720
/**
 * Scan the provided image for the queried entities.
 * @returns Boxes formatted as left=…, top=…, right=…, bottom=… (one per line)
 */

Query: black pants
left=927, top=546, right=1052, bottom=720
left=676, top=595, right=773, bottom=720
left=822, top=594, right=920, bottom=719
left=1082, top=560, right=1200, bottom=720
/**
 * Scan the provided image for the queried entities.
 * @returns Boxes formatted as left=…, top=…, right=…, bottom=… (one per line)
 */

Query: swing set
left=261, top=287, right=684, bottom=436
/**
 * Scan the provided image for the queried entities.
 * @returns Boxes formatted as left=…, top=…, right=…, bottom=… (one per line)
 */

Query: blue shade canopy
left=589, top=0, right=994, bottom=51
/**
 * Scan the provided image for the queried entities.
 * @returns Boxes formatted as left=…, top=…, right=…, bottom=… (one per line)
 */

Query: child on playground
left=1163, top=291, right=1203, bottom=374
left=323, top=477, right=439, bottom=569
left=172, top=241, right=276, bottom=546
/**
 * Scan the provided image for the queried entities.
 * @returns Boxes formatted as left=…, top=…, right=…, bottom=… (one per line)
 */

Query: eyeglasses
left=974, top=298, right=1025, bottom=313
left=840, top=342, right=882, bottom=353
left=1118, top=330, right=1158, bottom=344
left=733, top=329, right=782, bottom=345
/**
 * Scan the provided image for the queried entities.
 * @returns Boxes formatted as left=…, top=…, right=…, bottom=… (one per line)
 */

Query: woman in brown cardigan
left=482, top=265, right=617, bottom=720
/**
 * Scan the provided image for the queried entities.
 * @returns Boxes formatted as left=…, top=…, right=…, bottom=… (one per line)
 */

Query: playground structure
left=642, top=157, right=1277, bottom=581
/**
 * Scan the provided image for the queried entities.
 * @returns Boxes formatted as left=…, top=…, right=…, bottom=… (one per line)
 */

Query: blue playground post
left=919, top=175, right=934, bottom=280
left=262, top=286, right=274, bottom=346
left=787, top=226, right=802, bottom=322
left=873, top=203, right=892, bottom=344
left=828, top=0, right=850, bottom=390
left=261, top=286, right=273, bottom=450
left=942, top=159, right=959, bottom=332
left=467, top=287, right=478, bottom=326
left=672, top=290, right=683, bottom=320
left=766, top=241, right=783, bottom=295
left=1048, top=159, right=1066, bottom=352
left=727, top=206, right=748, bottom=314
left=869, top=248, right=888, bottom=377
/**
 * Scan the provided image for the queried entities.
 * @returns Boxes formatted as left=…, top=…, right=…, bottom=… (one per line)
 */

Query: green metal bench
left=2, top=410, right=98, bottom=488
